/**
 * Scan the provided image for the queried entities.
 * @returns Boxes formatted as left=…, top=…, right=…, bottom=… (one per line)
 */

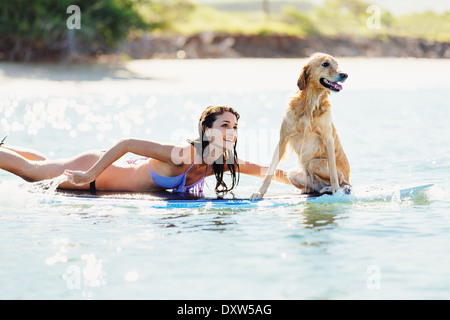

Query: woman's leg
left=0, top=148, right=102, bottom=185
left=1, top=145, right=47, bottom=161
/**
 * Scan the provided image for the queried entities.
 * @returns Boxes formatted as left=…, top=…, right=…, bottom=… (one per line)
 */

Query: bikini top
left=147, top=155, right=210, bottom=193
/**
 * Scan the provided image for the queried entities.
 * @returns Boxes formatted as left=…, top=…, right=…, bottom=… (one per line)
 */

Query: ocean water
left=0, top=58, right=449, bottom=299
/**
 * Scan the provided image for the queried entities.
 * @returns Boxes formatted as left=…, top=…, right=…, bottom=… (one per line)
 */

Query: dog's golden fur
left=251, top=53, right=351, bottom=199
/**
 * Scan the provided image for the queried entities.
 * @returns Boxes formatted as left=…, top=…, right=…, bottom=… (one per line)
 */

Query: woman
left=0, top=106, right=290, bottom=194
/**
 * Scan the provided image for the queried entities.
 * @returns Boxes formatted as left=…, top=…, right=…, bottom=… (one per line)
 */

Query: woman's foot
left=0, top=135, right=8, bottom=146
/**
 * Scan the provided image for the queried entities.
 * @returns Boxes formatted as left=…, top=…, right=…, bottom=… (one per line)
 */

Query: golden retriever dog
left=251, top=53, right=351, bottom=200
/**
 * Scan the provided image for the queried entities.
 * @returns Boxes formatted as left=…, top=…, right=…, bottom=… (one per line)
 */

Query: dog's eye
left=321, top=62, right=330, bottom=68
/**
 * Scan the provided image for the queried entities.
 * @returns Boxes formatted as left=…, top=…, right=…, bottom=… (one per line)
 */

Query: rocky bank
left=125, top=32, right=450, bottom=59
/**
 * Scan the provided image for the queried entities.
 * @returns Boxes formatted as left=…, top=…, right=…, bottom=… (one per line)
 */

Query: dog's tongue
left=332, top=81, right=343, bottom=91
left=324, top=78, right=343, bottom=91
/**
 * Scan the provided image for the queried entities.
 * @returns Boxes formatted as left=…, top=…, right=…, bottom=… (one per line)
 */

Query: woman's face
left=205, top=111, right=238, bottom=151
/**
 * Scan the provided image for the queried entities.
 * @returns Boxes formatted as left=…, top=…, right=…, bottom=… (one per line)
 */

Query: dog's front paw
left=250, top=192, right=264, bottom=201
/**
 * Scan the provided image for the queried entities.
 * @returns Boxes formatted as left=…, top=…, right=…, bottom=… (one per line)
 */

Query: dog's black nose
left=340, top=73, right=348, bottom=80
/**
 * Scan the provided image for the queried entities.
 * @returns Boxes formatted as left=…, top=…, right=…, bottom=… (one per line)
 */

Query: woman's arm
left=65, top=138, right=191, bottom=185
left=237, top=158, right=291, bottom=184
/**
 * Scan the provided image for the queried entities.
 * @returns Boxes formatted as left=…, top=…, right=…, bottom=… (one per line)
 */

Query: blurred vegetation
left=169, top=0, right=449, bottom=42
left=0, top=0, right=448, bottom=61
left=389, top=11, right=450, bottom=42
left=0, top=0, right=190, bottom=61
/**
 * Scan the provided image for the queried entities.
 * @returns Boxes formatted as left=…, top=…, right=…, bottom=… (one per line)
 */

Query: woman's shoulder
left=171, top=142, right=197, bottom=166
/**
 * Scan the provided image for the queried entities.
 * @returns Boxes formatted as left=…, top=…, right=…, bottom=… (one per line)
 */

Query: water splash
left=307, top=184, right=433, bottom=204
left=426, top=185, right=450, bottom=201
left=27, top=174, right=69, bottom=194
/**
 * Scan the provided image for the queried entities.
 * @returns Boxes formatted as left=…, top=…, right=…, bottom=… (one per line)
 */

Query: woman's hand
left=64, top=170, right=95, bottom=186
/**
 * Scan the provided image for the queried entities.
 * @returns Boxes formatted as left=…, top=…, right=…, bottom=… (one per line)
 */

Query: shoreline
left=1, top=57, right=449, bottom=98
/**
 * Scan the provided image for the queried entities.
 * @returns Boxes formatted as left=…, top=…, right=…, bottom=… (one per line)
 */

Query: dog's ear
left=297, top=64, right=310, bottom=90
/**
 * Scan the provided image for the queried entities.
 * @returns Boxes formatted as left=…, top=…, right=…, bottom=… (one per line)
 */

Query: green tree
left=0, top=0, right=156, bottom=61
